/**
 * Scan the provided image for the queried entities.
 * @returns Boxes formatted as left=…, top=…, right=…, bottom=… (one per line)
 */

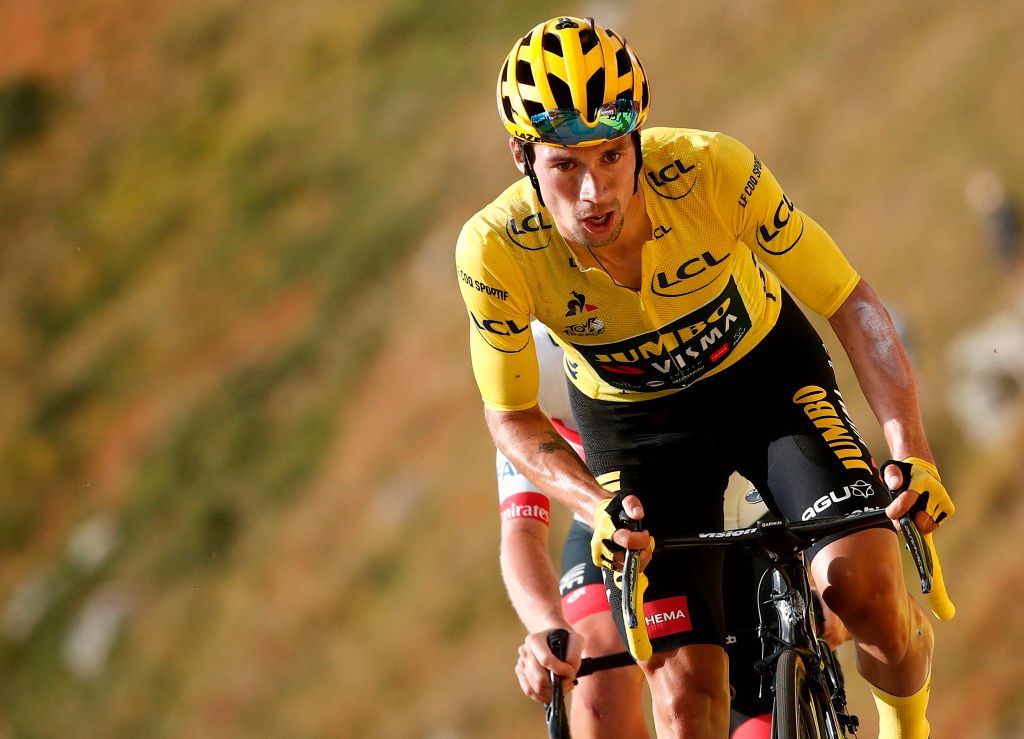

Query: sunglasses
left=530, top=99, right=639, bottom=146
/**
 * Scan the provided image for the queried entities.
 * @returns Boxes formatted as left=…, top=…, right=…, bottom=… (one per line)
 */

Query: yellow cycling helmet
left=497, top=16, right=650, bottom=147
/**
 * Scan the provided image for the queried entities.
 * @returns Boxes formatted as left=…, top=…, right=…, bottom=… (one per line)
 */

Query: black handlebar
left=544, top=629, right=570, bottom=739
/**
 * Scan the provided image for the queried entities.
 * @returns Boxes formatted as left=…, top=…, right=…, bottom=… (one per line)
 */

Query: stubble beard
left=570, top=205, right=625, bottom=250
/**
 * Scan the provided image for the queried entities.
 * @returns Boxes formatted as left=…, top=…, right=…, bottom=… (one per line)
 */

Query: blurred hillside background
left=1, top=0, right=1023, bottom=736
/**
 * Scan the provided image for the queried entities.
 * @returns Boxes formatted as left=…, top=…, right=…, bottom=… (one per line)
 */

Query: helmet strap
left=520, top=142, right=545, bottom=207
left=631, top=130, right=643, bottom=195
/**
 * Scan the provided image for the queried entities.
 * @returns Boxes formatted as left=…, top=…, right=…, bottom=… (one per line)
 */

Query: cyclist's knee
left=573, top=612, right=625, bottom=655
left=822, top=580, right=930, bottom=661
left=644, top=645, right=729, bottom=734
left=814, top=537, right=905, bottom=623
left=571, top=670, right=647, bottom=738
left=824, top=584, right=905, bottom=645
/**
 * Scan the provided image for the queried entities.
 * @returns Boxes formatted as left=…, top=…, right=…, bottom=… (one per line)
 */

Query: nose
left=579, top=168, right=606, bottom=202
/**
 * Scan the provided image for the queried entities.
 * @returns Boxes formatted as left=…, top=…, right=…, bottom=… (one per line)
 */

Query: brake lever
left=881, top=459, right=934, bottom=594
left=899, top=515, right=933, bottom=593
left=620, top=513, right=642, bottom=630
left=545, top=629, right=570, bottom=739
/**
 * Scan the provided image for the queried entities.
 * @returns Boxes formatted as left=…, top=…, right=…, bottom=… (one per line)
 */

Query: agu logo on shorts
left=644, top=596, right=692, bottom=638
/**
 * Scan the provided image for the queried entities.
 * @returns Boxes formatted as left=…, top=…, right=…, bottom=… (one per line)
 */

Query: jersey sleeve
left=456, top=218, right=540, bottom=411
left=496, top=449, right=550, bottom=526
left=708, top=134, right=860, bottom=318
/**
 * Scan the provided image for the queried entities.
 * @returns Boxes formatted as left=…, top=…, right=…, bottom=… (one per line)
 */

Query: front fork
left=755, top=562, right=860, bottom=736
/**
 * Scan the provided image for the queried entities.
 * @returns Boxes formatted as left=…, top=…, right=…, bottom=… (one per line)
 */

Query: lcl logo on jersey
left=470, top=312, right=531, bottom=353
left=651, top=250, right=730, bottom=297
left=756, top=193, right=805, bottom=255
left=646, top=159, right=697, bottom=200
left=506, top=211, right=553, bottom=250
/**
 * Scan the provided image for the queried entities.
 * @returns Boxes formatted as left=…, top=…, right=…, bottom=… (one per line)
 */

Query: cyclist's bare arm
left=487, top=406, right=606, bottom=521
left=827, top=278, right=942, bottom=531
left=501, top=517, right=584, bottom=701
left=488, top=406, right=652, bottom=561
left=500, top=517, right=566, bottom=632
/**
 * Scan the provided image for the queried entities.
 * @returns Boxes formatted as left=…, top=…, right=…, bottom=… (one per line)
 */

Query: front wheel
left=772, top=650, right=842, bottom=739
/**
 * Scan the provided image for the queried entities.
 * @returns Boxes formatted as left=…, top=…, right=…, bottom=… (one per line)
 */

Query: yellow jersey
left=456, top=128, right=860, bottom=411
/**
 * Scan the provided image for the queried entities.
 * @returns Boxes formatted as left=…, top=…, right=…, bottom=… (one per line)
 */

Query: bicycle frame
left=547, top=508, right=938, bottom=738
left=757, top=547, right=856, bottom=737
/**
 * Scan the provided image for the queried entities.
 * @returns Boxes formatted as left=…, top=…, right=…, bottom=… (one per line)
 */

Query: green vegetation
left=0, top=0, right=1022, bottom=735
left=0, top=76, right=50, bottom=154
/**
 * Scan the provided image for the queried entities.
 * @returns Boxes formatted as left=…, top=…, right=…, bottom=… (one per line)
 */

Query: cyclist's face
left=518, top=137, right=637, bottom=249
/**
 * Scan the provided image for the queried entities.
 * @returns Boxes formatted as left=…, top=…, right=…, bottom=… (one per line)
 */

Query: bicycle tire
left=772, top=650, right=835, bottom=739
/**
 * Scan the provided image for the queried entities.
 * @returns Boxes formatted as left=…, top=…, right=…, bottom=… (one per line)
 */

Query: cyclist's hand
left=591, top=494, right=655, bottom=661
left=883, top=457, right=954, bottom=535
left=590, top=493, right=653, bottom=571
left=515, top=627, right=584, bottom=704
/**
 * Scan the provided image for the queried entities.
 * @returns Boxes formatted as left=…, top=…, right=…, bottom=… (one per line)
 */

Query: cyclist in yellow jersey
left=456, top=16, right=955, bottom=738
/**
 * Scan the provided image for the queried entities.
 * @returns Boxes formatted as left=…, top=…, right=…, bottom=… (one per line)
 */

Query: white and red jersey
left=497, top=320, right=584, bottom=526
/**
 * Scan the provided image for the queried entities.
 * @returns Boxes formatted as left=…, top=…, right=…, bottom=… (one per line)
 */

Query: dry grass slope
left=0, top=0, right=1022, bottom=736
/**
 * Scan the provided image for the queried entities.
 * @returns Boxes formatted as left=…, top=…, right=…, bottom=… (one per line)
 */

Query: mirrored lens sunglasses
left=530, top=99, right=640, bottom=146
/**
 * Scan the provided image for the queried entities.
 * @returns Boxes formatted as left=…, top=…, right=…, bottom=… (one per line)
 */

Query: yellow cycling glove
left=887, top=457, right=956, bottom=620
left=591, top=496, right=626, bottom=568
left=591, top=495, right=655, bottom=660
left=902, top=456, right=955, bottom=527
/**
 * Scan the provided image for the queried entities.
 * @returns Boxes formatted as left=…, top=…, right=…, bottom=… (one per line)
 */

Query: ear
left=509, top=137, right=527, bottom=174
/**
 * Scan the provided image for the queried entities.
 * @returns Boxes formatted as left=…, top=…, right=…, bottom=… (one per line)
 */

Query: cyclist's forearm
left=486, top=406, right=609, bottom=520
left=499, top=523, right=568, bottom=632
left=828, top=279, right=934, bottom=463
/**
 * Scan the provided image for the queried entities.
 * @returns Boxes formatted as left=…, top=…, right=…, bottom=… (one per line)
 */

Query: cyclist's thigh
left=567, top=367, right=734, bottom=652
left=602, top=460, right=731, bottom=652
left=559, top=518, right=612, bottom=630
left=728, top=296, right=892, bottom=560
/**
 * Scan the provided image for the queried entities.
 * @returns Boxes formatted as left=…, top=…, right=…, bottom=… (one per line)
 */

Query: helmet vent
left=547, top=73, right=573, bottom=110
left=641, top=81, right=649, bottom=110
left=579, top=28, right=599, bottom=54
left=542, top=33, right=564, bottom=57
left=523, top=98, right=546, bottom=121
left=615, top=48, right=631, bottom=77
left=502, top=96, right=516, bottom=123
left=515, top=60, right=535, bottom=86
left=585, top=68, right=605, bottom=118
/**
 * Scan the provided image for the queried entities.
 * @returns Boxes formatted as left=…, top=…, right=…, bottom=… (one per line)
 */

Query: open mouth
left=583, top=212, right=613, bottom=228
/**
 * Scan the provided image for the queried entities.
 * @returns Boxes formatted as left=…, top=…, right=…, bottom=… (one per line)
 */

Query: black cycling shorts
left=569, top=291, right=893, bottom=653
left=560, top=516, right=775, bottom=720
